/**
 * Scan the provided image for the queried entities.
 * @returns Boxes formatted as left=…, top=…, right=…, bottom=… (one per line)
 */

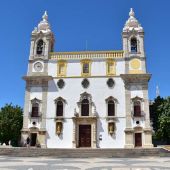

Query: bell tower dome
left=29, top=11, right=55, bottom=61
left=122, top=8, right=144, bottom=57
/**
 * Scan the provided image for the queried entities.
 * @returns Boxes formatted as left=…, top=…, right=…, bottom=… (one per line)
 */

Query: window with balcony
left=31, top=103, right=39, bottom=117
left=81, top=99, right=89, bottom=116
left=56, top=101, right=63, bottom=117
left=54, top=97, right=66, bottom=118
left=105, top=96, right=118, bottom=117
left=108, top=100, right=115, bottom=116
left=134, top=101, right=141, bottom=117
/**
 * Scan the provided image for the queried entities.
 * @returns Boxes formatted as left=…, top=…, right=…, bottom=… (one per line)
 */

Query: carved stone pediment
left=131, top=96, right=144, bottom=102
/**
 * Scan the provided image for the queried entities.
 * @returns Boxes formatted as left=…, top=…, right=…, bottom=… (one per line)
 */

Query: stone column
left=28, top=62, right=33, bottom=75
left=21, top=85, right=30, bottom=145
left=72, top=118, right=76, bottom=148
left=124, top=84, right=134, bottom=148
left=38, top=131, right=46, bottom=148
left=39, top=85, right=48, bottom=148
left=92, top=122, right=97, bottom=148
left=142, top=84, right=150, bottom=128
left=142, top=83, right=153, bottom=148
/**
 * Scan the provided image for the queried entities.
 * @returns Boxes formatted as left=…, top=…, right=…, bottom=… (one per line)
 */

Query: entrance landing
left=0, top=148, right=169, bottom=157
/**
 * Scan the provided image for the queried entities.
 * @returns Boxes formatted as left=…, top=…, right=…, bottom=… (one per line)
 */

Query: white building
left=21, top=9, right=153, bottom=148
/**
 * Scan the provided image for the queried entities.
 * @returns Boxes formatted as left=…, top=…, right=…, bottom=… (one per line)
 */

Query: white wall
left=46, top=76, right=126, bottom=148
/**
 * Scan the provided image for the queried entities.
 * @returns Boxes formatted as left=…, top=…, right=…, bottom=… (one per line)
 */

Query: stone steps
left=0, top=148, right=169, bottom=157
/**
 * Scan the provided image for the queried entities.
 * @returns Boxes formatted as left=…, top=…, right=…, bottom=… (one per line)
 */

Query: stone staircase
left=0, top=148, right=169, bottom=158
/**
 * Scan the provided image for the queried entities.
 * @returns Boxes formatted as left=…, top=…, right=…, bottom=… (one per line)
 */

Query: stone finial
left=42, top=11, right=48, bottom=21
left=129, top=8, right=135, bottom=17
left=37, top=10, right=51, bottom=33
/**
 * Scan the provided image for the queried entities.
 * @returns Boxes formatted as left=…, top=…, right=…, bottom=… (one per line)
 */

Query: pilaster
left=124, top=83, right=134, bottom=148
left=142, top=84, right=151, bottom=128
left=41, top=86, right=48, bottom=129
left=22, top=85, right=30, bottom=130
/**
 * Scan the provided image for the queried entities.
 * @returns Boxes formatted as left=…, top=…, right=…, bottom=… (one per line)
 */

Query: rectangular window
left=106, top=59, right=115, bottom=75
left=83, top=63, right=89, bottom=73
left=31, top=104, right=39, bottom=117
left=57, top=61, right=67, bottom=77
left=81, top=60, right=91, bottom=76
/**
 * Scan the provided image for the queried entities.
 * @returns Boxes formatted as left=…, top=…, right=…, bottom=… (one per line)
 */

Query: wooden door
left=135, top=133, right=142, bottom=147
left=30, top=133, right=37, bottom=146
left=79, top=125, right=91, bottom=147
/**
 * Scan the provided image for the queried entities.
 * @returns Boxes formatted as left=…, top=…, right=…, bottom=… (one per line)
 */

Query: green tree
left=150, top=96, right=164, bottom=132
left=0, top=104, right=23, bottom=146
left=156, top=97, right=170, bottom=144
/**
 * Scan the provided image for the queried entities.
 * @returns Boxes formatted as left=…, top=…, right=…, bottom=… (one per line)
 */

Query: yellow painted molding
left=130, top=59, right=141, bottom=70
left=57, top=60, right=67, bottom=77
left=106, top=59, right=116, bottom=76
left=53, top=75, right=120, bottom=79
left=129, top=70, right=144, bottom=74
left=81, top=59, right=92, bottom=77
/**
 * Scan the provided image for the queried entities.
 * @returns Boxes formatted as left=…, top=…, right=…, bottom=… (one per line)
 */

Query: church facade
left=21, top=9, right=153, bottom=148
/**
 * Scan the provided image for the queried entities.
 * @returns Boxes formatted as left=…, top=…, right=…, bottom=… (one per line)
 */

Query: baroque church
left=21, top=8, right=153, bottom=148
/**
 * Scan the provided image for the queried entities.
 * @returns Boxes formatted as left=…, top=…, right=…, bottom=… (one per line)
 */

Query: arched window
left=108, top=100, right=115, bottom=116
left=81, top=99, right=89, bottom=116
left=36, top=39, right=44, bottom=55
left=56, top=101, right=63, bottom=116
left=31, top=103, right=39, bottom=117
left=134, top=101, right=141, bottom=117
left=131, top=38, right=137, bottom=52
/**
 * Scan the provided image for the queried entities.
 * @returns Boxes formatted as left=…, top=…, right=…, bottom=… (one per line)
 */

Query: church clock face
left=34, top=62, right=43, bottom=72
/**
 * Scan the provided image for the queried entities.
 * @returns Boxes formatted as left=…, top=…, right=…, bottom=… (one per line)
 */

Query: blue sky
left=0, top=0, right=169, bottom=107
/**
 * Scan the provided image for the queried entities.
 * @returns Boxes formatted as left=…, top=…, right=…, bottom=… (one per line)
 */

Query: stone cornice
left=23, top=75, right=52, bottom=81
left=120, top=74, right=151, bottom=83
left=23, top=75, right=52, bottom=87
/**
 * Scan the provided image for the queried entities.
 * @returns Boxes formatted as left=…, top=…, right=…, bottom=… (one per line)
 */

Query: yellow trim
left=50, top=51, right=124, bottom=60
left=129, top=70, right=144, bottom=74
left=106, top=59, right=116, bottom=76
left=81, top=59, right=91, bottom=77
left=130, top=59, right=141, bottom=69
left=53, top=75, right=120, bottom=79
left=57, top=60, right=67, bottom=77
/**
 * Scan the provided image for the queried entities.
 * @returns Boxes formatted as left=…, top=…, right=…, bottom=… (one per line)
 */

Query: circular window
left=136, top=121, right=140, bottom=125
left=107, top=78, right=115, bottom=88
left=82, top=79, right=89, bottom=88
left=32, top=122, right=36, bottom=126
left=57, top=79, right=65, bottom=89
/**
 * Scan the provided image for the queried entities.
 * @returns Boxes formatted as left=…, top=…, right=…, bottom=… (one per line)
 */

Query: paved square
left=0, top=156, right=170, bottom=170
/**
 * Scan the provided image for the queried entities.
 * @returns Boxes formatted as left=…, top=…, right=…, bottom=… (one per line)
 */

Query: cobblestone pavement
left=0, top=156, right=170, bottom=170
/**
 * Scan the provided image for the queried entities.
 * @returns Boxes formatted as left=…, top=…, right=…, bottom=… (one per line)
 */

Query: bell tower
left=122, top=8, right=146, bottom=74
left=21, top=11, right=54, bottom=148
left=121, top=9, right=153, bottom=148
left=29, top=11, right=54, bottom=61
